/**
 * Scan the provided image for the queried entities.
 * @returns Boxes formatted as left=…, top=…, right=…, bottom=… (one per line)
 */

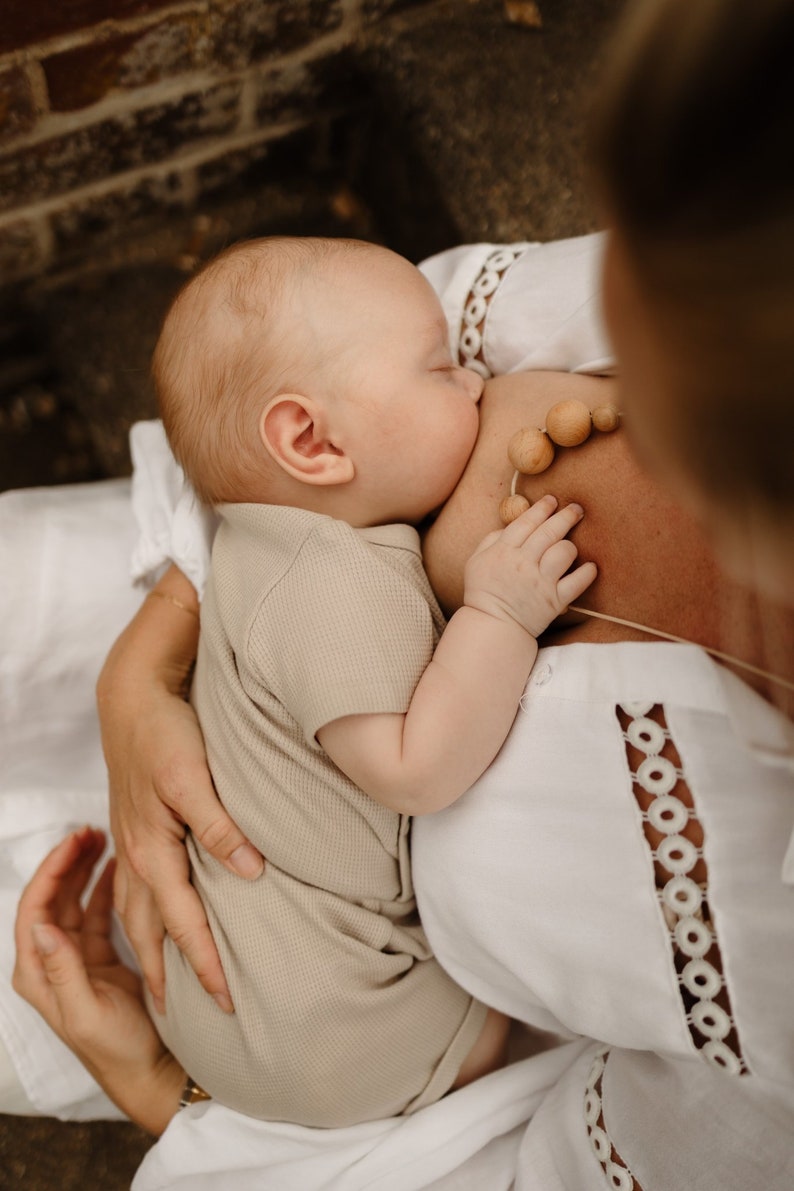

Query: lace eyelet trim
left=583, top=1048, right=640, bottom=1190
left=457, top=244, right=529, bottom=378
left=617, top=704, right=749, bottom=1075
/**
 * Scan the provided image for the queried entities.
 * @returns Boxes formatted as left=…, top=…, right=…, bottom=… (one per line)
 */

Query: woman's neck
left=422, top=369, right=794, bottom=718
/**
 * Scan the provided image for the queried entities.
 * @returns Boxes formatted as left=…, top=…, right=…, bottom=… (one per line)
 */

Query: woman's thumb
left=31, top=924, right=81, bottom=990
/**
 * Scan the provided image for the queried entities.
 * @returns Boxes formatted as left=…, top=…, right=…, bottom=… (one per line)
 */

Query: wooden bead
left=591, top=403, right=621, bottom=433
left=545, top=399, right=592, bottom=447
left=499, top=493, right=530, bottom=524
left=507, top=426, right=554, bottom=474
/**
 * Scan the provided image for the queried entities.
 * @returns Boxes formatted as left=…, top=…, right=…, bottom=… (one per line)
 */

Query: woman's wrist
left=97, top=566, right=199, bottom=707
left=152, top=563, right=200, bottom=617
left=120, top=1052, right=187, bottom=1136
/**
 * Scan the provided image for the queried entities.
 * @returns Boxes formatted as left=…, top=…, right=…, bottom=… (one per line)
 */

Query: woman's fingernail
left=570, top=503, right=584, bottom=515
left=32, top=924, right=58, bottom=956
left=230, top=844, right=264, bottom=879
left=214, top=992, right=234, bottom=1015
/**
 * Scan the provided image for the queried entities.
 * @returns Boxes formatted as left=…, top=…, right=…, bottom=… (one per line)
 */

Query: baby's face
left=304, top=249, right=484, bottom=524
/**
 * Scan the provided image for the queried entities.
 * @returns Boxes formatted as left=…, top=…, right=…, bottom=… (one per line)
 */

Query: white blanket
left=0, top=479, right=140, bottom=1121
left=134, top=1042, right=588, bottom=1191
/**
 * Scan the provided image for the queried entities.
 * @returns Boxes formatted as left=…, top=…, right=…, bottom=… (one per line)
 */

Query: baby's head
left=153, top=236, right=483, bottom=524
left=154, top=236, right=352, bottom=507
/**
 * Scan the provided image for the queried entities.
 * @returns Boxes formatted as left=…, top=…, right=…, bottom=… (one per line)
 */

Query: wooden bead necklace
left=496, top=397, right=794, bottom=695
left=499, top=397, right=621, bottom=525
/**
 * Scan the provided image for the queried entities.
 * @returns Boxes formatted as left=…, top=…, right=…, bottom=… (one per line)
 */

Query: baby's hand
left=464, top=495, right=596, bottom=638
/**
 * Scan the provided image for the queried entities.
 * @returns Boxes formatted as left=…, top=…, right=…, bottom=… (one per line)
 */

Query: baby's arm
left=318, top=496, right=595, bottom=815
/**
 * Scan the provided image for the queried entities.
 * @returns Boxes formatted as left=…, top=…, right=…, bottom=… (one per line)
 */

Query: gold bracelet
left=179, top=1075, right=211, bottom=1109
left=146, top=589, right=200, bottom=619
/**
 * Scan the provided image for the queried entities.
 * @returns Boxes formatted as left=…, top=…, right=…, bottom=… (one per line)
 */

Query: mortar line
left=0, top=22, right=356, bottom=154
left=0, top=118, right=323, bottom=230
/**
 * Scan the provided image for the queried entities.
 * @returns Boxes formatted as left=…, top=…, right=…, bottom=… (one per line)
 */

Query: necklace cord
left=568, top=604, right=794, bottom=693
left=502, top=415, right=792, bottom=694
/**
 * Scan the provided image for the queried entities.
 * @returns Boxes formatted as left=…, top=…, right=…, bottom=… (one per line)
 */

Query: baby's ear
left=259, top=395, right=354, bottom=486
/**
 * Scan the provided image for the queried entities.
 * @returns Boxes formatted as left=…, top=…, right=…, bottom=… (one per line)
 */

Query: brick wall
left=0, top=0, right=427, bottom=287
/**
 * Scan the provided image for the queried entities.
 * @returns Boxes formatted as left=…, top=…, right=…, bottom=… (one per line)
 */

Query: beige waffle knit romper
left=155, top=503, right=489, bottom=1126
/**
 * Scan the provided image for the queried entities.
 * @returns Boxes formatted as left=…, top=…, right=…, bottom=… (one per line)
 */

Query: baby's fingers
left=556, top=560, right=598, bottom=607
left=539, top=539, right=579, bottom=580
left=499, top=495, right=559, bottom=545
left=504, top=499, right=585, bottom=557
left=526, top=502, right=586, bottom=555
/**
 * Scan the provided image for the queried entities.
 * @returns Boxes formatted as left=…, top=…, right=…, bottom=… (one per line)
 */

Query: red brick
left=0, top=66, right=37, bottom=144
left=211, top=0, right=344, bottom=71
left=44, top=31, right=145, bottom=112
left=43, top=14, right=209, bottom=112
left=0, top=1, right=184, bottom=56
left=0, top=81, right=240, bottom=213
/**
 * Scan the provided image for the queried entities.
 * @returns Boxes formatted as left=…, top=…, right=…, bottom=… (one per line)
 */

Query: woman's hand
left=13, top=827, right=186, bottom=1135
left=97, top=565, right=264, bottom=1014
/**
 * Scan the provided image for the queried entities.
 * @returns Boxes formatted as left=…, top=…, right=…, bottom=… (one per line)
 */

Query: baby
left=152, top=236, right=595, bottom=1126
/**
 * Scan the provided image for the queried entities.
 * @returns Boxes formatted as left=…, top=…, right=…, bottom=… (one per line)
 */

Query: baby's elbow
left=364, top=775, right=455, bottom=818
left=362, top=780, right=421, bottom=816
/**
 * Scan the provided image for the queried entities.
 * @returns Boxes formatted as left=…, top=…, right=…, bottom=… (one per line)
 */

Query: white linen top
left=413, top=641, right=794, bottom=1190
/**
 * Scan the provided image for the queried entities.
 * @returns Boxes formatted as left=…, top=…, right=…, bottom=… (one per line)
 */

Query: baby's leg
left=450, top=1008, right=511, bottom=1089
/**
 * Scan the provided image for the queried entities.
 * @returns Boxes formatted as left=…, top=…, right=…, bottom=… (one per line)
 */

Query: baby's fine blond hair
left=153, top=236, right=377, bottom=506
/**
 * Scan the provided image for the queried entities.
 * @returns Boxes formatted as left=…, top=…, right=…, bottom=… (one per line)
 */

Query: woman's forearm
left=97, top=564, right=200, bottom=719
left=95, top=560, right=257, bottom=1010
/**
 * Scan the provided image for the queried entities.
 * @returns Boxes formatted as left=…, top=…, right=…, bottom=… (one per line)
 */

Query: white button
left=674, top=915, right=712, bottom=958
left=626, top=715, right=666, bottom=754
left=584, top=1088, right=601, bottom=1126
left=619, top=700, right=654, bottom=717
left=533, top=663, right=552, bottom=686
left=662, top=875, right=702, bottom=916
left=589, top=1125, right=610, bottom=1162
left=702, top=1039, right=742, bottom=1075
left=691, top=999, right=732, bottom=1041
left=636, top=754, right=678, bottom=795
left=681, top=958, right=722, bottom=999
left=647, top=794, right=689, bottom=835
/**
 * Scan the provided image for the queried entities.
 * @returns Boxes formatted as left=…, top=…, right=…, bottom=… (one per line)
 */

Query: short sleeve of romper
left=242, top=507, right=444, bottom=742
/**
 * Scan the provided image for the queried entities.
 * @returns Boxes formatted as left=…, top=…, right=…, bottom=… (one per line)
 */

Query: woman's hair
left=591, top=0, right=794, bottom=516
